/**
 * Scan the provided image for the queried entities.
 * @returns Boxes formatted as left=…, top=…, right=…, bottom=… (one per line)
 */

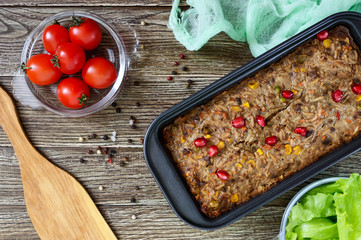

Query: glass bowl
left=20, top=11, right=128, bottom=117
left=277, top=177, right=346, bottom=240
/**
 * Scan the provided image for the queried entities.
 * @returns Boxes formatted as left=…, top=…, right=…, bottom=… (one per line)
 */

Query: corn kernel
left=181, top=137, right=186, bottom=143
left=209, top=200, right=219, bottom=208
left=293, top=146, right=301, bottom=155
left=291, top=89, right=298, bottom=95
left=241, top=158, right=247, bottom=164
left=231, top=105, right=241, bottom=112
left=248, top=82, right=259, bottom=90
left=247, top=160, right=255, bottom=167
left=217, top=141, right=225, bottom=149
left=231, top=194, right=239, bottom=203
left=205, top=134, right=212, bottom=139
left=323, top=39, right=331, bottom=48
left=256, top=148, right=263, bottom=156
left=195, top=154, right=203, bottom=159
left=300, top=68, right=306, bottom=72
left=227, top=138, right=233, bottom=143
left=236, top=163, right=243, bottom=169
left=215, top=191, right=219, bottom=197
left=242, top=102, right=250, bottom=108
left=294, top=68, right=299, bottom=73
left=285, top=144, right=292, bottom=155
left=356, top=95, right=361, bottom=102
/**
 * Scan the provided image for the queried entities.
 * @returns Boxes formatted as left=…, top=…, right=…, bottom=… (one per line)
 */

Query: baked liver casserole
left=163, top=26, right=361, bottom=218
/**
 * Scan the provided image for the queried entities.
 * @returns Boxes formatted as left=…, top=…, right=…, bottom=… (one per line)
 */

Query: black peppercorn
left=111, top=102, right=117, bottom=107
left=171, top=71, right=177, bottom=75
left=116, top=108, right=121, bottom=113
left=136, top=102, right=140, bottom=107
left=128, top=139, right=133, bottom=143
left=110, top=149, right=116, bottom=154
left=182, top=66, right=187, bottom=71
left=80, top=158, right=86, bottom=163
left=134, top=81, right=140, bottom=86
left=103, top=135, right=109, bottom=140
left=130, top=197, right=136, bottom=203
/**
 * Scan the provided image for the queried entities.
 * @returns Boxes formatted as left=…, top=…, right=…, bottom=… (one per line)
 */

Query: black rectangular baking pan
left=143, top=12, right=361, bottom=230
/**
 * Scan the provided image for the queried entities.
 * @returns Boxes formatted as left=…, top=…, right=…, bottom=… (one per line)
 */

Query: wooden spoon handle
left=0, top=87, right=36, bottom=161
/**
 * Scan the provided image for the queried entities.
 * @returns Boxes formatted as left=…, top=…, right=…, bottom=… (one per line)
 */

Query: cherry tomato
left=53, top=42, right=85, bottom=74
left=57, top=77, right=90, bottom=109
left=22, top=54, right=62, bottom=85
left=82, top=57, right=117, bottom=89
left=42, top=23, right=69, bottom=54
left=69, top=17, right=102, bottom=50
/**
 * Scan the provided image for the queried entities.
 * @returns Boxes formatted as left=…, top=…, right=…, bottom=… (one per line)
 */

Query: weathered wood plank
left=1, top=5, right=361, bottom=240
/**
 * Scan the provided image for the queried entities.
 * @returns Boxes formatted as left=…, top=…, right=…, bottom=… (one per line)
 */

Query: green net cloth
left=169, top=0, right=361, bottom=57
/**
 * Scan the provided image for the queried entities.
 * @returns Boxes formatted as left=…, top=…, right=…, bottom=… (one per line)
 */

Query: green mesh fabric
left=169, top=0, right=361, bottom=57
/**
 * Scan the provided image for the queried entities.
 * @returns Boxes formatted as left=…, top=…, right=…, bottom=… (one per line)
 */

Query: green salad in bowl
left=280, top=174, right=361, bottom=240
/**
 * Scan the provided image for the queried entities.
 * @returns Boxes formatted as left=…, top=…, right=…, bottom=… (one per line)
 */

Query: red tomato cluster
left=22, top=17, right=117, bottom=109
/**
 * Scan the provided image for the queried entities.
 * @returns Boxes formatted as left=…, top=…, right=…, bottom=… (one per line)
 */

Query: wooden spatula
left=0, top=86, right=117, bottom=240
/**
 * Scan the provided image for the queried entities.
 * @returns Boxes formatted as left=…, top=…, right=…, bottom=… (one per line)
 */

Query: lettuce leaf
left=294, top=217, right=338, bottom=239
left=285, top=174, right=361, bottom=240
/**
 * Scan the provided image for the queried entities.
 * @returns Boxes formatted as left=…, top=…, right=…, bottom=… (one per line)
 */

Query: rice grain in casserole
left=163, top=26, right=361, bottom=218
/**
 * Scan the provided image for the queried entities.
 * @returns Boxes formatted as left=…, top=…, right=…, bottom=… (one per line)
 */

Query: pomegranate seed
left=167, top=76, right=173, bottom=81
left=317, top=30, right=329, bottom=41
left=256, top=115, right=265, bottom=127
left=332, top=89, right=343, bottom=102
left=352, top=83, right=361, bottom=95
left=282, top=90, right=294, bottom=99
left=208, top=145, right=219, bottom=157
left=232, top=116, right=245, bottom=128
left=216, top=170, right=229, bottom=181
left=294, top=127, right=307, bottom=137
left=174, top=61, right=179, bottom=66
left=194, top=137, right=207, bottom=148
left=265, top=136, right=278, bottom=146
left=336, top=111, right=340, bottom=121
left=180, top=54, right=184, bottom=59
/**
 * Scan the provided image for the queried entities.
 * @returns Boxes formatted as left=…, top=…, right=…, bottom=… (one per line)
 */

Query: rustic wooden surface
left=0, top=3, right=360, bottom=240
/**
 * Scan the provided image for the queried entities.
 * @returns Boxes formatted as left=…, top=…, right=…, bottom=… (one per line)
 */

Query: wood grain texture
left=0, top=4, right=361, bottom=240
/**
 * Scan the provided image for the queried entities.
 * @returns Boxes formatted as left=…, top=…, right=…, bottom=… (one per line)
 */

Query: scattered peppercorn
left=171, top=71, right=177, bottom=75
left=88, top=149, right=94, bottom=154
left=90, top=133, right=97, bottom=139
left=108, top=154, right=113, bottom=159
left=131, top=215, right=137, bottom=220
left=97, top=150, right=102, bottom=155
left=141, top=20, right=146, bottom=26
left=103, top=135, right=109, bottom=140
left=128, top=139, right=133, bottom=143
left=119, top=161, right=126, bottom=167
left=107, top=158, right=112, bottom=164
left=236, top=98, right=242, bottom=105
left=111, top=102, right=117, bottom=107
left=79, top=137, right=84, bottom=142
left=182, top=66, right=187, bottom=71
left=167, top=76, right=173, bottom=81
left=136, top=102, right=141, bottom=107
left=130, top=125, right=136, bottom=129
left=116, top=107, right=121, bottom=113
left=130, top=197, right=136, bottom=203
left=140, top=138, right=144, bottom=144
left=97, top=146, right=102, bottom=150
left=186, top=79, right=193, bottom=89
left=80, top=158, right=86, bottom=163
left=180, top=54, right=184, bottom=59
left=98, top=186, right=103, bottom=191
left=110, top=149, right=116, bottom=154
left=122, top=156, right=129, bottom=161
left=134, top=81, right=140, bottom=86
left=174, top=61, right=179, bottom=66
left=141, top=45, right=145, bottom=50
left=102, top=147, right=109, bottom=154
left=135, top=186, right=140, bottom=190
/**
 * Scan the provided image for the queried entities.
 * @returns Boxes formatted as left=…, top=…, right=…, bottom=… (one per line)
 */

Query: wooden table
left=0, top=2, right=360, bottom=239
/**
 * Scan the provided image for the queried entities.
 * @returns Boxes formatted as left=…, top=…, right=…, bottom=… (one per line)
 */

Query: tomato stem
left=70, top=16, right=84, bottom=27
left=50, top=55, right=60, bottom=68
left=20, top=62, right=31, bottom=73
left=52, top=19, right=60, bottom=25
left=78, top=94, right=89, bottom=105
